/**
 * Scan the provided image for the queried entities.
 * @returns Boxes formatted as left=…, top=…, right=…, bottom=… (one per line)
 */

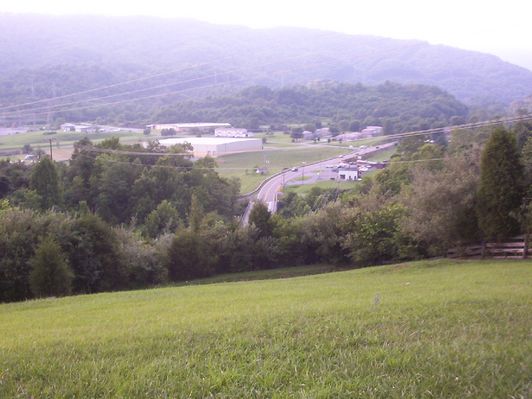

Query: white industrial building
left=146, top=123, right=231, bottom=133
left=158, top=137, right=262, bottom=157
left=60, top=123, right=99, bottom=133
left=361, top=126, right=383, bottom=136
left=214, top=127, right=252, bottom=138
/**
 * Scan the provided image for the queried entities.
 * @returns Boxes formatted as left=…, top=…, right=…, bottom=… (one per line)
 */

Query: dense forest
left=1, top=122, right=530, bottom=302
left=1, top=80, right=469, bottom=133
left=154, top=82, right=469, bottom=132
left=0, top=14, right=531, bottom=123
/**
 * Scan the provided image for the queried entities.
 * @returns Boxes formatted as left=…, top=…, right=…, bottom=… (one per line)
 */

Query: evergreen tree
left=476, top=128, right=524, bottom=240
left=166, top=229, right=214, bottom=281
left=29, top=237, right=73, bottom=298
left=30, top=157, right=61, bottom=210
left=248, top=201, right=273, bottom=238
left=188, top=193, right=204, bottom=233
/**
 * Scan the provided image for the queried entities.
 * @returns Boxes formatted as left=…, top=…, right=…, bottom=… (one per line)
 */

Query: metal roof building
left=158, top=137, right=262, bottom=157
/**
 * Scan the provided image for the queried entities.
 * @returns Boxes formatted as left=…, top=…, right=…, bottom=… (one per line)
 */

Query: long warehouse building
left=158, top=137, right=263, bottom=157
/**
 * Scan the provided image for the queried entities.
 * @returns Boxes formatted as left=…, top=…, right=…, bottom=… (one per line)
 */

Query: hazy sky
left=2, top=0, right=532, bottom=69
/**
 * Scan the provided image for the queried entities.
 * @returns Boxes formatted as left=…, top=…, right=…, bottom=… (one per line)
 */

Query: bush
left=167, top=229, right=216, bottom=281
left=29, top=237, right=73, bottom=298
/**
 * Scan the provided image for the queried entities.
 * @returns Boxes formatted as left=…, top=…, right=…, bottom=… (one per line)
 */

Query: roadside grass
left=284, top=179, right=359, bottom=194
left=328, top=136, right=387, bottom=148
left=217, top=146, right=350, bottom=193
left=365, top=146, right=397, bottom=162
left=0, top=259, right=530, bottom=398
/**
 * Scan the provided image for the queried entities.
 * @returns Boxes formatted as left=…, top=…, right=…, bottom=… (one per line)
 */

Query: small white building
left=361, top=126, right=383, bottom=136
left=338, top=166, right=360, bottom=181
left=315, top=128, right=332, bottom=139
left=302, top=131, right=316, bottom=140
left=60, top=123, right=99, bottom=133
left=214, top=128, right=252, bottom=138
left=335, top=132, right=362, bottom=141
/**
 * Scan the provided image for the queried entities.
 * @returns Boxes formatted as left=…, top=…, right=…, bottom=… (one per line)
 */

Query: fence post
left=480, top=240, right=486, bottom=258
left=524, top=233, right=529, bottom=260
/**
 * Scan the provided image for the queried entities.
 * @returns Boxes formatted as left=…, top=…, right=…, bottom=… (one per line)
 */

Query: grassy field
left=217, top=145, right=350, bottom=193
left=365, top=146, right=397, bottom=162
left=1, top=259, right=530, bottom=398
left=284, top=179, right=360, bottom=194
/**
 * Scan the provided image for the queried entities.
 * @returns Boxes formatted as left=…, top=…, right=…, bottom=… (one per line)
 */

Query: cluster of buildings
left=299, top=125, right=384, bottom=142
left=302, top=127, right=332, bottom=141
left=146, top=123, right=231, bottom=133
left=337, top=159, right=387, bottom=181
left=214, top=127, right=253, bottom=138
left=330, top=126, right=384, bottom=142
left=60, top=123, right=100, bottom=133
left=60, top=123, right=140, bottom=133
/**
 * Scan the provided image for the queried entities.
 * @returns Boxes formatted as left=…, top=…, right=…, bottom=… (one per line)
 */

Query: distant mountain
left=0, top=14, right=530, bottom=119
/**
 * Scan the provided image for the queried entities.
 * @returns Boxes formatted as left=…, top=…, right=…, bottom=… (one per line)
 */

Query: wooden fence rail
left=448, top=235, right=530, bottom=259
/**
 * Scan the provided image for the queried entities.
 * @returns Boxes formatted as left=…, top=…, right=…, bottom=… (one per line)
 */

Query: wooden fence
left=447, top=235, right=530, bottom=259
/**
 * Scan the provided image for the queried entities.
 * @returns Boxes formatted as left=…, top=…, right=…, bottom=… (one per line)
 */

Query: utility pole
left=49, top=139, right=53, bottom=160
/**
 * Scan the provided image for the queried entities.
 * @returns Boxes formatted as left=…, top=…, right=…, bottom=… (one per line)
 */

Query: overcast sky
left=2, top=0, right=532, bottom=69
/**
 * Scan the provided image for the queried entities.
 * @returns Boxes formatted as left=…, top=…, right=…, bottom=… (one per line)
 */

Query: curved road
left=242, top=142, right=396, bottom=224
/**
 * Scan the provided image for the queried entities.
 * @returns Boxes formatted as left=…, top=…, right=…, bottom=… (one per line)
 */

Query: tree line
left=0, top=123, right=530, bottom=302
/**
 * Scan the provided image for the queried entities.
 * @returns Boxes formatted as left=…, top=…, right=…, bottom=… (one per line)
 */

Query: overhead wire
left=0, top=46, right=308, bottom=112
left=1, top=55, right=338, bottom=119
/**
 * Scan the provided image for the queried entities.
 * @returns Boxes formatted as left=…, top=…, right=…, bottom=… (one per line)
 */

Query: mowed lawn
left=0, top=259, right=530, bottom=398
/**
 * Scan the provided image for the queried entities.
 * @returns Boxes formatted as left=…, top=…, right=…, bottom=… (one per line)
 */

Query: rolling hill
left=0, top=259, right=530, bottom=397
left=0, top=14, right=531, bottom=117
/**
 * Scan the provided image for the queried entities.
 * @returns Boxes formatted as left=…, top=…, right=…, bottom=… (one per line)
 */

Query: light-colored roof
left=159, top=137, right=261, bottom=146
left=150, top=123, right=231, bottom=128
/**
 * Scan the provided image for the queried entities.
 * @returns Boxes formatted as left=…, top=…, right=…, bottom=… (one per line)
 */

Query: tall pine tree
left=30, top=157, right=61, bottom=210
left=476, top=128, right=524, bottom=240
left=29, top=237, right=73, bottom=298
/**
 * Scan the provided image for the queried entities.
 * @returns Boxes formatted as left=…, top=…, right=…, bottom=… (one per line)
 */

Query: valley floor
left=0, top=259, right=530, bottom=398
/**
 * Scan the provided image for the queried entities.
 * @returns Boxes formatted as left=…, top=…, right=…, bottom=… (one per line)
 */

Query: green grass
left=185, top=264, right=336, bottom=285
left=217, top=146, right=350, bottom=193
left=328, top=137, right=387, bottom=148
left=365, top=146, right=397, bottom=162
left=285, top=179, right=359, bottom=194
left=1, top=259, right=530, bottom=398
left=0, top=130, right=142, bottom=151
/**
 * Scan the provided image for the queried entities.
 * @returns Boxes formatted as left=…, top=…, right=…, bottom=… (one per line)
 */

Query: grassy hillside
left=0, top=259, right=530, bottom=398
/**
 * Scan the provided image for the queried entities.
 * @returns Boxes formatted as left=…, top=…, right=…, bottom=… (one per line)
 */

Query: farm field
left=216, top=144, right=350, bottom=193
left=0, top=259, right=530, bottom=398
left=0, top=130, right=145, bottom=160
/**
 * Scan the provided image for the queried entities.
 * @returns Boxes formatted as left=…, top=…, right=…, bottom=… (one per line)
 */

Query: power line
left=0, top=64, right=208, bottom=112
left=1, top=55, right=336, bottom=119
left=341, top=115, right=532, bottom=145
left=0, top=46, right=307, bottom=112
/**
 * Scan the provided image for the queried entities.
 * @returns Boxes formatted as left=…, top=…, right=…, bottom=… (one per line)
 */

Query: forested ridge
left=0, top=14, right=531, bottom=121
left=154, top=82, right=469, bottom=132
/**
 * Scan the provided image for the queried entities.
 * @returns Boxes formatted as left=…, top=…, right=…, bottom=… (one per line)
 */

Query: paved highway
left=242, top=141, right=397, bottom=224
